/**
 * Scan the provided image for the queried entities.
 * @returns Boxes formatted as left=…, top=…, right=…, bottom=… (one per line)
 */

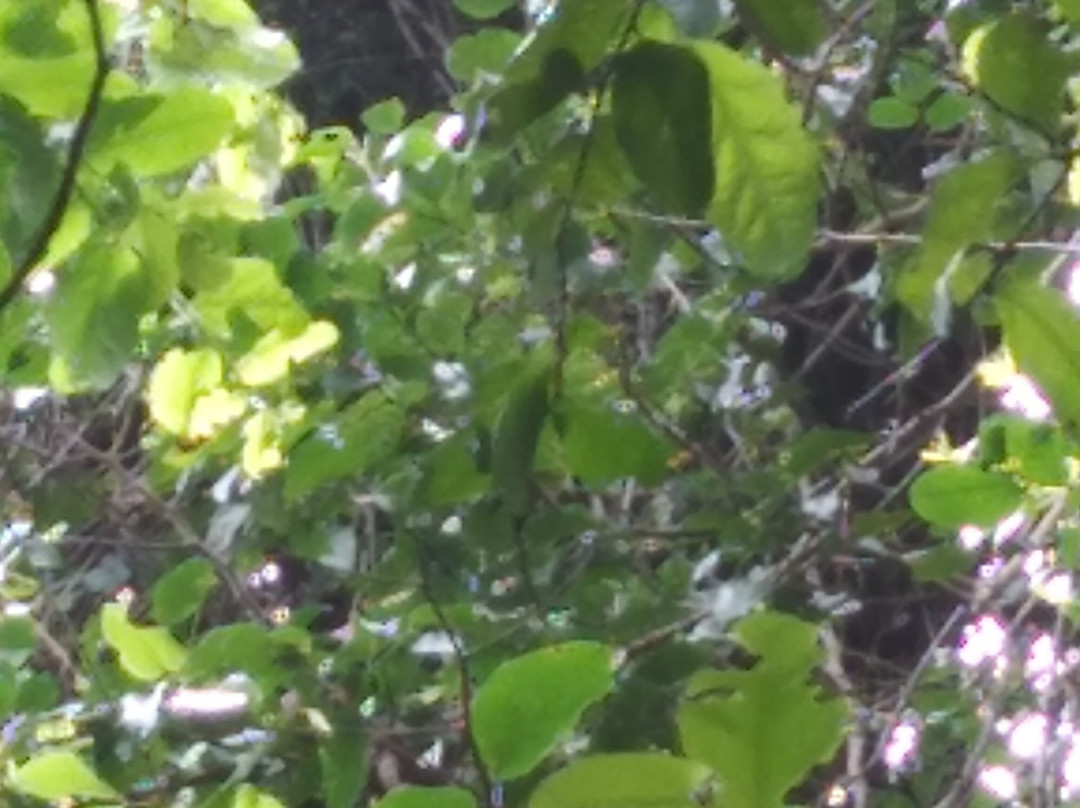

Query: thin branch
left=414, top=540, right=495, bottom=808
left=0, top=0, right=110, bottom=315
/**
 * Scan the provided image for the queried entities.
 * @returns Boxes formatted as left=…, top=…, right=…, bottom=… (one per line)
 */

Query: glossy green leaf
left=612, top=42, right=714, bottom=216
left=733, top=0, right=828, bottom=56
left=473, top=641, right=614, bottom=779
left=962, top=12, right=1066, bottom=133
left=693, top=41, right=820, bottom=280
left=377, top=786, right=477, bottom=808
left=100, top=603, right=187, bottom=681
left=453, top=0, right=517, bottom=20
left=147, top=348, right=224, bottom=436
left=909, top=466, right=1023, bottom=529
left=530, top=753, right=717, bottom=808
left=151, top=558, right=219, bottom=625
left=998, top=279, right=1080, bottom=426
left=12, top=751, right=119, bottom=801
left=868, top=97, right=919, bottom=129
left=677, top=611, right=845, bottom=808
left=89, top=88, right=235, bottom=177
left=491, top=363, right=550, bottom=516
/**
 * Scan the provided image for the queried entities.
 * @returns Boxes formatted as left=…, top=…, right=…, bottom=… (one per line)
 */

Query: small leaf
left=962, top=12, right=1066, bottom=133
left=491, top=363, right=550, bottom=516
left=909, top=466, right=1023, bottom=529
left=100, top=603, right=187, bottom=681
left=453, top=0, right=517, bottom=20
left=997, top=279, right=1080, bottom=427
left=924, top=92, right=971, bottom=132
left=152, top=558, right=218, bottom=625
left=867, top=97, right=919, bottom=129
left=530, top=753, right=716, bottom=808
left=446, top=28, right=521, bottom=82
left=693, top=41, right=820, bottom=280
left=473, top=641, right=614, bottom=779
left=377, top=786, right=477, bottom=808
left=733, top=0, right=827, bottom=56
left=612, top=42, right=714, bottom=215
left=12, top=751, right=119, bottom=801
left=362, top=98, right=406, bottom=135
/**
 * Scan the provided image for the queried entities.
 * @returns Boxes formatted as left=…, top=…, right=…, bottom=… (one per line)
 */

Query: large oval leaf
left=472, top=641, right=614, bottom=780
left=612, top=42, right=714, bottom=216
left=692, top=42, right=820, bottom=280
left=909, top=466, right=1023, bottom=529
left=530, top=753, right=716, bottom=808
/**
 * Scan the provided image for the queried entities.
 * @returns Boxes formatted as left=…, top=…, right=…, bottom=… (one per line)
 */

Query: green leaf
left=867, top=97, right=919, bottom=129
left=453, top=0, right=517, bottom=20
left=186, top=0, right=260, bottom=27
left=473, top=641, right=614, bottom=780
left=236, top=321, right=340, bottom=387
left=896, top=151, right=1018, bottom=323
left=692, top=41, right=820, bottom=280
left=530, top=753, right=717, bottom=808
left=612, top=42, right=714, bottom=216
left=677, top=612, right=845, bottom=808
left=924, top=92, right=971, bottom=132
left=285, top=392, right=406, bottom=501
left=0, top=617, right=36, bottom=666
left=195, top=257, right=309, bottom=338
left=562, top=399, right=673, bottom=486
left=233, top=784, right=286, bottom=808
left=962, top=12, right=1066, bottom=133
left=1055, top=0, right=1080, bottom=26
left=446, top=28, right=521, bottom=82
left=733, top=0, right=828, bottom=56
left=362, top=98, right=407, bottom=135
left=321, top=718, right=369, bottom=808
left=12, top=751, right=119, bottom=801
left=147, top=348, right=224, bottom=436
left=909, top=466, right=1023, bottom=529
left=505, top=1, right=632, bottom=84
left=100, top=603, right=187, bottom=681
left=45, top=245, right=147, bottom=391
left=88, top=88, right=235, bottom=177
left=997, top=279, right=1080, bottom=427
left=151, top=558, right=218, bottom=625
left=377, top=786, right=477, bottom=808
left=491, top=363, right=550, bottom=516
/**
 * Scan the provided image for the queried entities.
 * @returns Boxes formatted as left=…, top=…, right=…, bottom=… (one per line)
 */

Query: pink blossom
left=1000, top=375, right=1052, bottom=421
left=957, top=615, right=1007, bottom=668
left=434, top=114, right=467, bottom=150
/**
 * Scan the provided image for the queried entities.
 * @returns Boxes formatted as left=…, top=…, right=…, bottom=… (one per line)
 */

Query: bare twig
left=0, top=0, right=110, bottom=314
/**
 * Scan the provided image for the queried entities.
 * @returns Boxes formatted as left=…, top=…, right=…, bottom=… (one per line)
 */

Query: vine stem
left=0, top=0, right=110, bottom=315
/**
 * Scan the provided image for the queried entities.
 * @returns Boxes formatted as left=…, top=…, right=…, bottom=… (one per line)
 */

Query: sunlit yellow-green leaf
left=100, top=603, right=187, bottom=681
left=148, top=348, right=224, bottom=436
left=12, top=751, right=119, bottom=802
left=236, top=321, right=340, bottom=387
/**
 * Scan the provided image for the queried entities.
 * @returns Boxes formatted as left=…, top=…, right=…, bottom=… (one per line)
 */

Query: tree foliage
left=4, top=1, right=1080, bottom=807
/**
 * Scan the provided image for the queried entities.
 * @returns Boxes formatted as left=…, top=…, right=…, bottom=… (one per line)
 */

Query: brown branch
left=0, top=0, right=110, bottom=315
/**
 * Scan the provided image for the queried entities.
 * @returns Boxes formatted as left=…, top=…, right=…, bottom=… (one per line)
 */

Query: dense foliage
left=5, top=1, right=1080, bottom=807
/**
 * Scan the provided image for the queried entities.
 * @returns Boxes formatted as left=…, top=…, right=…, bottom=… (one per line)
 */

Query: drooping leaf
left=997, top=279, right=1080, bottom=427
left=151, top=558, right=219, bottom=625
left=692, top=41, right=820, bottom=280
left=909, top=466, right=1023, bottom=529
left=12, top=751, right=119, bottom=801
left=530, top=753, right=717, bottom=808
left=100, top=603, right=187, bottom=681
left=472, top=641, right=614, bottom=779
left=377, top=786, right=477, bottom=808
left=88, top=88, right=236, bottom=177
left=491, top=362, right=550, bottom=516
left=612, top=42, right=713, bottom=216
left=733, top=0, right=828, bottom=56
left=962, top=12, right=1067, bottom=134
left=677, top=612, right=845, bottom=808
